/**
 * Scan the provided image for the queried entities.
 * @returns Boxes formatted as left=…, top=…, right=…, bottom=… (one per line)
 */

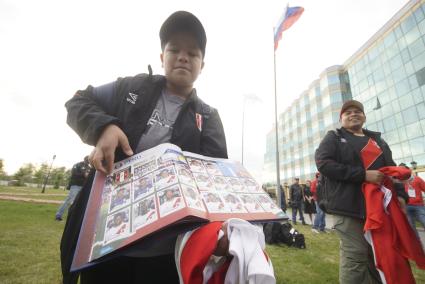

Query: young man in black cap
left=315, top=100, right=408, bottom=284
left=61, top=11, right=227, bottom=283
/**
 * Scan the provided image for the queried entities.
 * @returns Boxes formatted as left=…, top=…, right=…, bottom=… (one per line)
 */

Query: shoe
left=292, top=220, right=297, bottom=225
left=302, top=221, right=306, bottom=225
left=311, top=228, right=320, bottom=234
left=320, top=229, right=330, bottom=234
left=55, top=216, right=62, bottom=221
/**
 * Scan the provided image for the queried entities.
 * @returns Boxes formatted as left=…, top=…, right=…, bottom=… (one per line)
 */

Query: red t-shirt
left=310, top=178, right=318, bottom=201
left=405, top=175, right=425, bottom=206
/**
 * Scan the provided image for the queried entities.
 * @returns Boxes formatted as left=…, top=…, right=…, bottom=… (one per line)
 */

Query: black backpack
left=289, top=227, right=306, bottom=249
left=263, top=222, right=305, bottom=249
left=264, top=222, right=285, bottom=244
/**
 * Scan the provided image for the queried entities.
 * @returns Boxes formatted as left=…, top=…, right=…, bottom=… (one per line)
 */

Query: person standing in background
left=55, top=156, right=90, bottom=221
left=303, top=180, right=316, bottom=225
left=399, top=163, right=425, bottom=237
left=311, top=172, right=327, bottom=233
left=289, top=177, right=305, bottom=225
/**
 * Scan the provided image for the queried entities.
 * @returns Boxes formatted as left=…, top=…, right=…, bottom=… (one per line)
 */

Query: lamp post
left=410, top=161, right=418, bottom=175
left=241, top=94, right=261, bottom=166
left=41, top=154, right=56, bottom=193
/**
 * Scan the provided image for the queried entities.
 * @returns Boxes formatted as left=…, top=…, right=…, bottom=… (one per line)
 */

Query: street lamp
left=41, top=154, right=56, bottom=193
left=241, top=94, right=261, bottom=166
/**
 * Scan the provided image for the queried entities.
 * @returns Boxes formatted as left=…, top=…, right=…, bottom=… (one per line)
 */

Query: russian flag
left=274, top=6, right=304, bottom=50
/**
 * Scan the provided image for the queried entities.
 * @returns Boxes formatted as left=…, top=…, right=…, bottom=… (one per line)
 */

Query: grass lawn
left=0, top=200, right=64, bottom=284
left=0, top=186, right=424, bottom=283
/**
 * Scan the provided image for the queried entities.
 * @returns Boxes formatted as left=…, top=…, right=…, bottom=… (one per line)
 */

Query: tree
left=51, top=167, right=68, bottom=189
left=14, top=163, right=35, bottom=186
left=33, top=163, right=49, bottom=188
left=0, top=159, right=6, bottom=180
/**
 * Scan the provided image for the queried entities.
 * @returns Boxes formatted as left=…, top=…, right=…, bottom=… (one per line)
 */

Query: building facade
left=264, top=0, right=425, bottom=184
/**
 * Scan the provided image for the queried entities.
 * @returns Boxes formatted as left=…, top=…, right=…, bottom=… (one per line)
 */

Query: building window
left=406, top=121, right=423, bottom=139
left=402, top=105, right=419, bottom=124
left=408, top=37, right=425, bottom=59
left=391, top=143, right=403, bottom=159
left=383, top=118, right=397, bottom=133
left=416, top=67, right=425, bottom=86
left=414, top=5, right=425, bottom=23
left=383, top=129, right=400, bottom=145
left=401, top=13, right=417, bottom=34
left=405, top=26, right=421, bottom=45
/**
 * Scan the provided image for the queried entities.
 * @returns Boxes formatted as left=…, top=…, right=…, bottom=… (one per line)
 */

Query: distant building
left=264, top=0, right=425, bottom=184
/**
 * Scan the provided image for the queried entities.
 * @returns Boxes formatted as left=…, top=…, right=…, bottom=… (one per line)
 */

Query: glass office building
left=264, top=0, right=425, bottom=184
left=264, top=66, right=351, bottom=183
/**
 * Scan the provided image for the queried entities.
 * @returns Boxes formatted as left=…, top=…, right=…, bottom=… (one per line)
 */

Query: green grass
left=0, top=186, right=424, bottom=283
left=0, top=200, right=65, bottom=284
left=269, top=225, right=340, bottom=283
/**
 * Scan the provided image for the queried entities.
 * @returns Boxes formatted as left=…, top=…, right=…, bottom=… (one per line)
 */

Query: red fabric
left=405, top=176, right=425, bottom=206
left=362, top=167, right=425, bottom=284
left=360, top=138, right=383, bottom=169
left=207, top=259, right=231, bottom=284
left=310, top=178, right=318, bottom=201
left=180, top=222, right=224, bottom=284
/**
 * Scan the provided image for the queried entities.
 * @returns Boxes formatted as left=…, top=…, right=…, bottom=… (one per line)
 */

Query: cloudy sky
left=0, top=0, right=408, bottom=182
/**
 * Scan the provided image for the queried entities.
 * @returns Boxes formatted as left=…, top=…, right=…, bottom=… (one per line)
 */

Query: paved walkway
left=286, top=208, right=425, bottom=246
left=0, top=195, right=62, bottom=204
left=0, top=192, right=67, bottom=197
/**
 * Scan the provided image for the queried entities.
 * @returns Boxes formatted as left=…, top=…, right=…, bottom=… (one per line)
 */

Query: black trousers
left=80, top=254, right=179, bottom=284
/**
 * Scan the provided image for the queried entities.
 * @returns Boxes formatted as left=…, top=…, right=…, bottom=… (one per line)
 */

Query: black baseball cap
left=398, top=163, right=409, bottom=169
left=340, top=100, right=364, bottom=117
left=159, top=11, right=206, bottom=58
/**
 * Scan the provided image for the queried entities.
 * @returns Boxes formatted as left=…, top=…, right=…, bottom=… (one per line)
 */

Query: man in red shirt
left=400, top=163, right=425, bottom=236
left=311, top=172, right=327, bottom=233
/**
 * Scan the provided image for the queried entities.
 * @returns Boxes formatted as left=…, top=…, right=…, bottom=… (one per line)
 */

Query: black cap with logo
left=159, top=11, right=207, bottom=58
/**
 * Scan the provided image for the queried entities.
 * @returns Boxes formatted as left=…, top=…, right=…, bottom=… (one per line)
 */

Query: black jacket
left=315, top=127, right=407, bottom=219
left=289, top=183, right=303, bottom=203
left=61, top=72, right=227, bottom=283
left=68, top=161, right=89, bottom=187
left=65, top=72, right=227, bottom=161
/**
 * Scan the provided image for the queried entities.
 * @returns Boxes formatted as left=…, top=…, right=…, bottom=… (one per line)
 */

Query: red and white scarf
left=360, top=138, right=425, bottom=284
left=175, top=218, right=275, bottom=284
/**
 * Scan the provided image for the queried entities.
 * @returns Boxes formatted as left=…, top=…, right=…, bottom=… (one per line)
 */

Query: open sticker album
left=71, top=143, right=287, bottom=271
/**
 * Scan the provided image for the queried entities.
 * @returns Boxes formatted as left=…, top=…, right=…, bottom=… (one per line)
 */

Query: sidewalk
left=0, top=195, right=62, bottom=204
left=286, top=208, right=425, bottom=246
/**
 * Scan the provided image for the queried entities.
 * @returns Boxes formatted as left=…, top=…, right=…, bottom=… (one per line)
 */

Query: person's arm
left=418, top=176, right=425, bottom=193
left=315, top=131, right=365, bottom=183
left=200, top=108, right=228, bottom=158
left=65, top=82, right=121, bottom=146
left=379, top=139, right=409, bottom=203
left=66, top=81, right=133, bottom=174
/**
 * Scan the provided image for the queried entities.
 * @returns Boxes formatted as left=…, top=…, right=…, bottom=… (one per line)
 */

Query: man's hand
left=89, top=125, right=133, bottom=174
left=365, top=170, right=384, bottom=184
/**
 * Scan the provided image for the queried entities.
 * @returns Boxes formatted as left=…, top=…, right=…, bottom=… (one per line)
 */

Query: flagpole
left=272, top=4, right=303, bottom=210
left=273, top=27, right=282, bottom=209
